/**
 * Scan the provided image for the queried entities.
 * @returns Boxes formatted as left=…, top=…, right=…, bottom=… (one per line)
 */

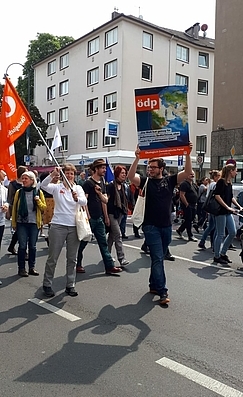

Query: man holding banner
left=128, top=143, right=193, bottom=306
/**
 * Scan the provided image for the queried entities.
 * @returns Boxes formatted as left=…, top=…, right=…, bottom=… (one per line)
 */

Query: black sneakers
left=220, top=254, right=232, bottom=263
left=65, top=287, right=78, bottom=297
left=213, top=256, right=228, bottom=265
left=43, top=286, right=55, bottom=297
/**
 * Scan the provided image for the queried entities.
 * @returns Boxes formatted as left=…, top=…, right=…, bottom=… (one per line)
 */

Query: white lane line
left=28, top=298, right=81, bottom=322
left=156, top=357, right=243, bottom=397
left=123, top=244, right=243, bottom=273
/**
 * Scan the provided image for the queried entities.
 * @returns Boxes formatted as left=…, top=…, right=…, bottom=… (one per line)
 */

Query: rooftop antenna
left=138, top=6, right=143, bottom=19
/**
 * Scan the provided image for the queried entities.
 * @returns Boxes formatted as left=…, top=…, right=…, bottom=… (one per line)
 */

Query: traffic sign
left=24, top=155, right=30, bottom=162
left=197, top=155, right=203, bottom=165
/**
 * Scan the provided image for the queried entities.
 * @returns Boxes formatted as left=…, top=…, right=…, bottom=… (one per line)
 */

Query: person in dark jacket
left=176, top=172, right=198, bottom=242
left=7, top=165, right=27, bottom=255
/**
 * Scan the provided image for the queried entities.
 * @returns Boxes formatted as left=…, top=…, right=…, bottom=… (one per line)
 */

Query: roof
left=33, top=13, right=214, bottom=67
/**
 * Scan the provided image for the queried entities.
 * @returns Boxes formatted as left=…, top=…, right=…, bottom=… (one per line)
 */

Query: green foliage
left=17, top=33, right=74, bottom=104
left=15, top=103, right=49, bottom=166
left=13, top=32, right=74, bottom=164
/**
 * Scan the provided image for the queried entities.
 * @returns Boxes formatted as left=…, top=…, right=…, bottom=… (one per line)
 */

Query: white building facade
left=33, top=12, right=214, bottom=176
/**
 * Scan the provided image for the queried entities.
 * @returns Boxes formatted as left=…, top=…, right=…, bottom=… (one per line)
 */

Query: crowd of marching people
left=1, top=148, right=243, bottom=304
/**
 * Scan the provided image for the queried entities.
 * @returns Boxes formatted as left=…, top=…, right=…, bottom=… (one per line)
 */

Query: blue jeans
left=142, top=224, right=172, bottom=295
left=17, top=223, right=39, bottom=270
left=89, top=217, right=114, bottom=270
left=214, top=214, right=236, bottom=257
left=200, top=214, right=215, bottom=245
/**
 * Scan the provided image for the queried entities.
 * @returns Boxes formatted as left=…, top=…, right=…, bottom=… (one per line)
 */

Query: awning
left=66, top=150, right=211, bottom=168
left=30, top=166, right=55, bottom=174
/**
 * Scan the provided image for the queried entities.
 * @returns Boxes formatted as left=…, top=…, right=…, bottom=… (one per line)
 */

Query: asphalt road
left=1, top=219, right=243, bottom=397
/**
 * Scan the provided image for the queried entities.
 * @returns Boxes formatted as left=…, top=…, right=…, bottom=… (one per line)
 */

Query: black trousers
left=0, top=225, right=5, bottom=249
left=177, top=204, right=196, bottom=238
left=8, top=230, right=18, bottom=250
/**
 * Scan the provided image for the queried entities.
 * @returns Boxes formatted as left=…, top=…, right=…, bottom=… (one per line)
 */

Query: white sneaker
left=120, top=259, right=130, bottom=266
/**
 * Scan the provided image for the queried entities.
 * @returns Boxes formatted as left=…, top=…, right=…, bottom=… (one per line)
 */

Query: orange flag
left=0, top=112, right=10, bottom=164
left=0, top=77, right=32, bottom=164
left=0, top=144, right=17, bottom=181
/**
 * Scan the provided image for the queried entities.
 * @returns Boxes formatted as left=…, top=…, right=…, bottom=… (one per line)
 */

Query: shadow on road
left=16, top=293, right=155, bottom=385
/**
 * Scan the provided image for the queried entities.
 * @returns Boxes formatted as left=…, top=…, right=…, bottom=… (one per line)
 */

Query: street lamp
left=4, top=62, right=31, bottom=164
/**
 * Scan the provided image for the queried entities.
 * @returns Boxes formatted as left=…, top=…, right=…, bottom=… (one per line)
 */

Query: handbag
left=131, top=178, right=148, bottom=228
left=202, top=189, right=221, bottom=215
left=75, top=206, right=93, bottom=241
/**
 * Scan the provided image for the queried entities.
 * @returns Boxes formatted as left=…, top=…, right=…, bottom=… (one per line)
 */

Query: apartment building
left=211, top=0, right=243, bottom=180
left=33, top=11, right=214, bottom=176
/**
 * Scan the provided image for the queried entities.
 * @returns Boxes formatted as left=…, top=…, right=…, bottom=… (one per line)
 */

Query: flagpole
left=31, top=120, right=73, bottom=190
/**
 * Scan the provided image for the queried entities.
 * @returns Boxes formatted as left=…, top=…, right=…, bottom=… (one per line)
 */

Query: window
left=103, top=128, right=116, bottom=147
left=175, top=74, right=189, bottom=87
left=143, top=31, right=153, bottom=50
left=59, top=80, right=69, bottom=96
left=142, top=63, right=152, bottom=81
left=59, top=135, right=68, bottom=151
left=198, top=79, right=208, bottom=94
left=47, top=111, right=55, bottom=125
left=197, top=107, right=208, bottom=122
left=104, top=92, right=117, bottom=111
left=87, top=67, right=99, bottom=86
left=104, top=60, right=117, bottom=80
left=88, top=37, right=99, bottom=56
left=176, top=45, right=189, bottom=62
left=86, top=130, right=98, bottom=149
left=105, top=27, right=118, bottom=48
left=59, top=107, right=68, bottom=123
left=198, top=52, right=209, bottom=68
left=47, top=60, right=56, bottom=75
left=87, top=98, right=98, bottom=116
left=60, top=53, right=69, bottom=70
left=46, top=138, right=53, bottom=153
left=196, top=135, right=207, bottom=153
left=47, top=85, right=56, bottom=100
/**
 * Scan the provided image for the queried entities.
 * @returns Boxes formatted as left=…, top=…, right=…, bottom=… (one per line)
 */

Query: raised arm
left=177, top=142, right=193, bottom=185
left=127, top=146, right=141, bottom=187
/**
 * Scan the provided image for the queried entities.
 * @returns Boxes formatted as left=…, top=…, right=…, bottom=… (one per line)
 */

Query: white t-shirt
left=0, top=184, right=8, bottom=226
left=41, top=175, right=87, bottom=226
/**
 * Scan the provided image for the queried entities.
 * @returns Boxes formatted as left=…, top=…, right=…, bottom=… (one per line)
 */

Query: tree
left=17, top=33, right=74, bottom=104
left=14, top=33, right=74, bottom=164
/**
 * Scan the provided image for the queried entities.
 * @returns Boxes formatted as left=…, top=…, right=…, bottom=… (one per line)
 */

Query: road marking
left=28, top=298, right=81, bottom=322
left=156, top=357, right=243, bottom=397
left=123, top=244, right=243, bottom=273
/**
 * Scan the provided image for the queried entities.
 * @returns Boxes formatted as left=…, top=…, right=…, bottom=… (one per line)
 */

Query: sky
left=0, top=0, right=216, bottom=86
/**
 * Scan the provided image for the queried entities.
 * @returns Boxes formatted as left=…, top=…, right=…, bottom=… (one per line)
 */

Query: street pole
left=4, top=62, right=31, bottom=165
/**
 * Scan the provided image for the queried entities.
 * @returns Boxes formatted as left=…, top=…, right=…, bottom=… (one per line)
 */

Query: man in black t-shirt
left=128, top=143, right=193, bottom=306
left=176, top=172, right=198, bottom=241
left=76, top=159, right=122, bottom=274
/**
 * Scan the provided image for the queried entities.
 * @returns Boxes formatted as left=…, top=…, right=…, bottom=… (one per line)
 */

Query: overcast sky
left=0, top=0, right=216, bottom=86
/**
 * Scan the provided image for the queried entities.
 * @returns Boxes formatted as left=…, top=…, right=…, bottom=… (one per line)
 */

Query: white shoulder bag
left=131, top=178, right=149, bottom=228
left=76, top=206, right=93, bottom=242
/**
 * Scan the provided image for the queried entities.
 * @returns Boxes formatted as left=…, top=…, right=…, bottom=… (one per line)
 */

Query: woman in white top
left=41, top=163, right=87, bottom=297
